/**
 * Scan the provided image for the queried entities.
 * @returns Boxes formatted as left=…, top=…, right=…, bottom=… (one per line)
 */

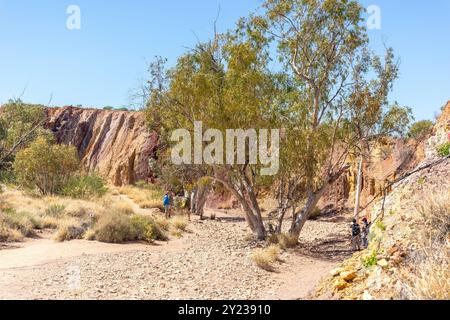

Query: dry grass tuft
left=251, top=245, right=281, bottom=271
left=118, top=186, right=163, bottom=210
left=397, top=191, right=450, bottom=300
left=171, top=216, right=188, bottom=231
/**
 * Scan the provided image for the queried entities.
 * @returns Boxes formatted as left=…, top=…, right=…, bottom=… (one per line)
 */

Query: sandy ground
left=0, top=204, right=352, bottom=300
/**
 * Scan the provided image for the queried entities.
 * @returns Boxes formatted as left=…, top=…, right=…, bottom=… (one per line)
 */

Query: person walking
left=361, top=217, right=371, bottom=248
left=351, top=218, right=362, bottom=251
left=163, top=192, right=171, bottom=219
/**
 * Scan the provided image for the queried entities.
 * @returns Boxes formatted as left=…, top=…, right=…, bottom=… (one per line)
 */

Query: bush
left=362, top=250, right=378, bottom=268
left=54, top=220, right=86, bottom=242
left=408, top=120, right=434, bottom=140
left=130, top=215, right=155, bottom=242
left=171, top=216, right=188, bottom=231
left=437, top=142, right=450, bottom=157
left=110, top=201, right=135, bottom=215
left=45, top=204, right=66, bottom=217
left=92, top=211, right=167, bottom=243
left=3, top=209, right=38, bottom=237
left=268, top=233, right=298, bottom=249
left=14, top=137, right=80, bottom=195
left=251, top=245, right=281, bottom=271
left=93, top=211, right=134, bottom=243
left=61, top=173, right=107, bottom=199
left=0, top=223, right=23, bottom=242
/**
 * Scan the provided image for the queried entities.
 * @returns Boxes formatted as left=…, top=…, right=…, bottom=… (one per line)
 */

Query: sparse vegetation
left=118, top=186, right=164, bottom=210
left=14, top=137, right=79, bottom=195
left=54, top=219, right=87, bottom=242
left=171, top=216, right=188, bottom=231
left=408, top=120, right=434, bottom=140
left=375, top=220, right=387, bottom=232
left=92, top=211, right=135, bottom=243
left=268, top=233, right=298, bottom=249
left=398, top=192, right=450, bottom=299
left=437, top=142, right=450, bottom=157
left=362, top=250, right=378, bottom=268
left=61, top=173, right=107, bottom=199
left=251, top=245, right=281, bottom=271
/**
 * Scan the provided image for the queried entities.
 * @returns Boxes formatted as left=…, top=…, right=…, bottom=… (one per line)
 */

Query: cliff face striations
left=45, top=107, right=158, bottom=186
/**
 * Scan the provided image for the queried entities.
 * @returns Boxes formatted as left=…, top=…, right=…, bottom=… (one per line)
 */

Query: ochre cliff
left=45, top=107, right=158, bottom=186
left=320, top=100, right=450, bottom=214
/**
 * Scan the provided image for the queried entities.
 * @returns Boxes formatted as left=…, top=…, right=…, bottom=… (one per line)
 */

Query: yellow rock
left=330, top=267, right=344, bottom=277
left=340, top=271, right=357, bottom=282
left=362, top=290, right=373, bottom=300
left=334, top=279, right=348, bottom=291
left=377, top=259, right=389, bottom=268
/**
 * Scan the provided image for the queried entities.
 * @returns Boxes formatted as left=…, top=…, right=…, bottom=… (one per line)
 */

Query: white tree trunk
left=354, top=155, right=363, bottom=219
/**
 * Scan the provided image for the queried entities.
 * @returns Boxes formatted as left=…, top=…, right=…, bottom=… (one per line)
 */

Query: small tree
left=408, top=120, right=434, bottom=140
left=145, top=31, right=278, bottom=239
left=0, top=99, right=49, bottom=171
left=14, top=137, right=80, bottom=195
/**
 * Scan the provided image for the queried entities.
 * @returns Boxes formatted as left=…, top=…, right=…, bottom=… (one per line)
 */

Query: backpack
left=352, top=223, right=361, bottom=237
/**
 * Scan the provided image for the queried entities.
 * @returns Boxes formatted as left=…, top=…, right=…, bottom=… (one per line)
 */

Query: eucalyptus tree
left=145, top=32, right=280, bottom=239
left=248, top=0, right=412, bottom=239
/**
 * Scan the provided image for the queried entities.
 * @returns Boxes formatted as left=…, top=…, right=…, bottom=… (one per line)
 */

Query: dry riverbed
left=0, top=209, right=351, bottom=300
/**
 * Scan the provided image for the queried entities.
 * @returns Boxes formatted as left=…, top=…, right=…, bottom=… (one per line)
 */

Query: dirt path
left=0, top=205, right=351, bottom=300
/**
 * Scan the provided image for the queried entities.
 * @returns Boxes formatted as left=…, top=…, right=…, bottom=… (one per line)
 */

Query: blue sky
left=0, top=0, right=448, bottom=120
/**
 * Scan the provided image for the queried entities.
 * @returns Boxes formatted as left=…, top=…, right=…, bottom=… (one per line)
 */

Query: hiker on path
left=163, top=192, right=171, bottom=219
left=361, top=217, right=371, bottom=248
left=351, top=218, right=362, bottom=251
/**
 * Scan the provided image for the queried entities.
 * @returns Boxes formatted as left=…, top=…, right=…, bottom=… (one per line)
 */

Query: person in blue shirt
left=163, top=192, right=171, bottom=218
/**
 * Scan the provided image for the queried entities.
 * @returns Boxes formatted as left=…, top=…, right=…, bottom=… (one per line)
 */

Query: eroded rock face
left=321, top=101, right=450, bottom=212
left=45, top=107, right=158, bottom=186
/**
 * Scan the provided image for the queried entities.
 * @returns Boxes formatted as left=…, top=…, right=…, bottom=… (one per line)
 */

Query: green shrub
left=362, top=250, right=378, bottom=268
left=3, top=209, right=38, bottom=237
left=93, top=211, right=134, bottom=243
left=375, top=220, right=387, bottom=232
left=408, top=120, right=434, bottom=140
left=171, top=216, right=188, bottom=231
left=130, top=215, right=155, bottom=242
left=437, top=142, right=450, bottom=157
left=54, top=220, right=86, bottom=242
left=14, top=137, right=80, bottom=195
left=45, top=204, right=66, bottom=217
left=62, top=173, right=107, bottom=199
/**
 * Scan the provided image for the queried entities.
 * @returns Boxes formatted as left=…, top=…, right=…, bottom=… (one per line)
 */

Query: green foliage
left=2, top=209, right=39, bottom=237
left=375, top=220, right=387, bottom=232
left=130, top=215, right=155, bottom=242
left=54, top=220, right=86, bottom=242
left=417, top=177, right=426, bottom=186
left=93, top=211, right=135, bottom=243
left=93, top=211, right=167, bottom=243
left=61, top=173, right=107, bottom=199
left=408, top=120, right=434, bottom=140
left=13, top=136, right=80, bottom=195
left=362, top=250, right=378, bottom=268
left=45, top=204, right=66, bottom=217
left=437, top=142, right=450, bottom=157
left=103, top=106, right=114, bottom=110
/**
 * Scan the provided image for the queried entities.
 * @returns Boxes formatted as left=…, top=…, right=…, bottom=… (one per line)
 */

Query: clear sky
left=0, top=0, right=449, bottom=120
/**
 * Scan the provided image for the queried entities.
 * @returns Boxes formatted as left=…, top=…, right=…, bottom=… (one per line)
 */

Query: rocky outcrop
left=314, top=101, right=450, bottom=300
left=45, top=107, right=158, bottom=186
left=320, top=101, right=450, bottom=213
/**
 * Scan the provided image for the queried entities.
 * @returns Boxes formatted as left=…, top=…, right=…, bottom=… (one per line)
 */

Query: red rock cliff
left=45, top=107, right=158, bottom=186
